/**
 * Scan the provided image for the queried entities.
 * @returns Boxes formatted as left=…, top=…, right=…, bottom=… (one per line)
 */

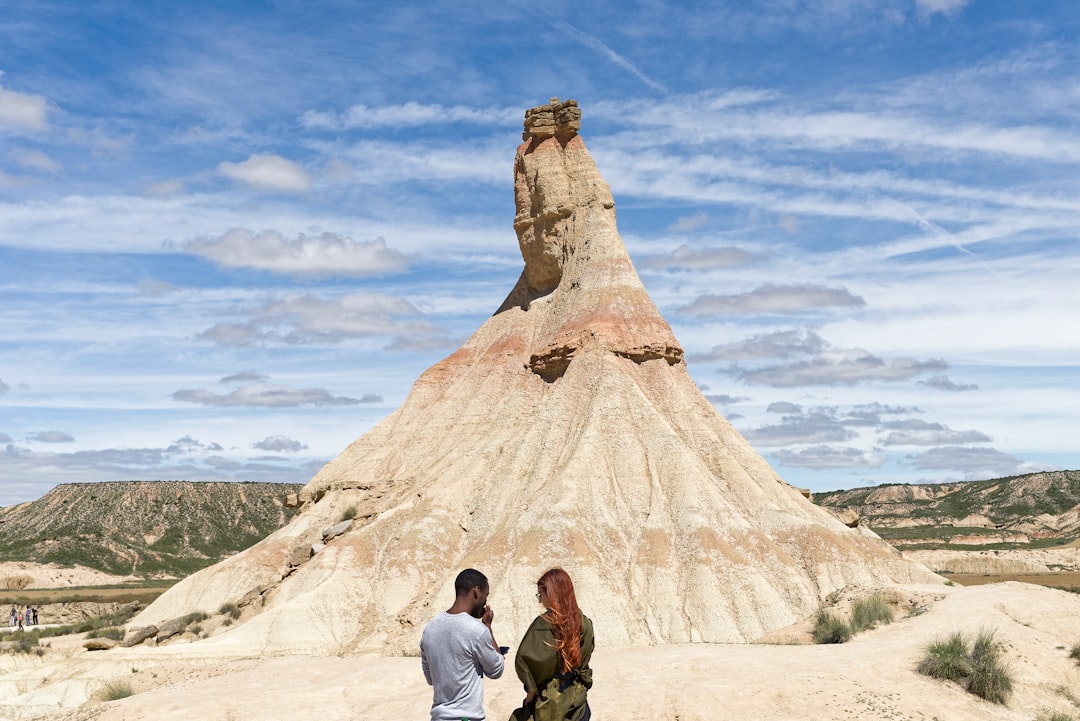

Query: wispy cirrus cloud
left=738, top=352, right=947, bottom=387
left=692, top=328, right=826, bottom=362
left=639, top=244, right=753, bottom=271
left=27, top=431, right=74, bottom=443
left=171, top=381, right=379, bottom=408
left=300, top=101, right=514, bottom=130
left=918, top=375, right=978, bottom=392
left=185, top=229, right=410, bottom=278
left=197, top=292, right=438, bottom=347
left=772, top=445, right=887, bottom=469
left=915, top=0, right=971, bottom=20
left=553, top=20, right=666, bottom=93
left=679, top=284, right=864, bottom=317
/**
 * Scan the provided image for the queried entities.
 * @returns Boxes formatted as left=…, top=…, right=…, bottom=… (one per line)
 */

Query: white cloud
left=692, top=329, right=826, bottom=361
left=0, top=378, right=9, bottom=394
left=9, top=149, right=59, bottom=173
left=216, top=154, right=312, bottom=193
left=197, top=292, right=437, bottom=347
left=680, top=284, right=864, bottom=316
left=186, top=228, right=409, bottom=278
left=252, top=435, right=308, bottom=452
left=915, top=0, right=970, bottom=20
left=918, top=375, right=978, bottom=392
left=146, top=179, right=184, bottom=196
left=171, top=381, right=365, bottom=408
left=221, top=370, right=269, bottom=385
left=300, top=101, right=513, bottom=131
left=908, top=446, right=1050, bottom=479
left=554, top=20, right=666, bottom=93
left=742, top=411, right=856, bottom=446
left=27, top=431, right=75, bottom=443
left=772, top=445, right=887, bottom=469
left=669, top=213, right=709, bottom=232
left=639, top=244, right=753, bottom=271
left=739, top=351, right=947, bottom=387
left=0, top=84, right=49, bottom=131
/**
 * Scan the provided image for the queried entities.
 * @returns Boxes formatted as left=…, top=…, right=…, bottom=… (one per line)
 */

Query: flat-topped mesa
left=522, top=97, right=582, bottom=141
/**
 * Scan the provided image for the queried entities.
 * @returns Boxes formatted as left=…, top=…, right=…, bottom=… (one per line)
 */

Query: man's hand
left=482, top=604, right=494, bottom=626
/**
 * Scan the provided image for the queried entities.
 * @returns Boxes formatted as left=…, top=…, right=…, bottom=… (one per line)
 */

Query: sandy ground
left=1, top=582, right=1078, bottom=721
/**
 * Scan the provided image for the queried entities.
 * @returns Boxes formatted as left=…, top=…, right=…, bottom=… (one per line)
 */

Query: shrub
left=86, top=626, right=124, bottom=641
left=341, top=505, right=357, bottom=521
left=2, top=630, right=40, bottom=654
left=916, top=629, right=1013, bottom=705
left=98, top=678, right=135, bottom=702
left=850, top=593, right=894, bottom=632
left=189, top=624, right=203, bottom=635
left=1069, top=642, right=1080, bottom=664
left=917, top=632, right=972, bottom=681
left=968, top=629, right=1013, bottom=704
left=813, top=609, right=852, bottom=644
left=218, top=602, right=241, bottom=619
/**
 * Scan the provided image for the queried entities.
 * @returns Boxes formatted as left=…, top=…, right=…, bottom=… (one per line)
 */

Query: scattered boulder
left=286, top=544, right=312, bottom=568
left=155, top=616, right=192, bottom=643
left=121, top=625, right=158, bottom=647
left=321, top=520, right=352, bottom=542
left=83, top=638, right=117, bottom=651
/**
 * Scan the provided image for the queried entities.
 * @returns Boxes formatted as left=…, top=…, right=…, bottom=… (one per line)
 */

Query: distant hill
left=0, top=481, right=303, bottom=578
left=815, top=470, right=1080, bottom=550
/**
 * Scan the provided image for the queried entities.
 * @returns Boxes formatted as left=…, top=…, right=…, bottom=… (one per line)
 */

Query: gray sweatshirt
left=420, top=611, right=505, bottom=721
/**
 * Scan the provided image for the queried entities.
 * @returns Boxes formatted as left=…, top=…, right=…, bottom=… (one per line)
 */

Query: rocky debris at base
left=82, top=638, right=117, bottom=651
left=122, top=625, right=158, bottom=647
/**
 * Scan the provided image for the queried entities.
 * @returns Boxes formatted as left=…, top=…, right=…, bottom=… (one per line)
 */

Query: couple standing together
left=420, top=568, right=594, bottom=721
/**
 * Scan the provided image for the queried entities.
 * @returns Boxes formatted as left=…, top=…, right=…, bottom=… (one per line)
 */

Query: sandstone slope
left=128, top=98, right=940, bottom=657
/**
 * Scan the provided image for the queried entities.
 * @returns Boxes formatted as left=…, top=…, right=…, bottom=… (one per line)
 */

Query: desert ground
left=2, top=577, right=1079, bottom=721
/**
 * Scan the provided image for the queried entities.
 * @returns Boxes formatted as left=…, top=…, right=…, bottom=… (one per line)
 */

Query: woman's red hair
left=538, top=568, right=582, bottom=672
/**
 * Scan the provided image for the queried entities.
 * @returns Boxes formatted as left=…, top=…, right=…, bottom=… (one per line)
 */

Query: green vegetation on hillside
left=815, top=470, right=1080, bottom=549
left=0, top=481, right=303, bottom=578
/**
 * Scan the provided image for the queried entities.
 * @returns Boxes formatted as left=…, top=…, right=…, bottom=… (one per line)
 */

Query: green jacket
left=514, top=612, right=594, bottom=696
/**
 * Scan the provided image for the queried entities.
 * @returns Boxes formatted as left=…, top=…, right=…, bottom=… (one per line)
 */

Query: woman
left=511, top=568, right=594, bottom=721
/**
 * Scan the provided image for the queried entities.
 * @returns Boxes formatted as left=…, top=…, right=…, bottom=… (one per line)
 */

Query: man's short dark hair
left=454, top=568, right=488, bottom=596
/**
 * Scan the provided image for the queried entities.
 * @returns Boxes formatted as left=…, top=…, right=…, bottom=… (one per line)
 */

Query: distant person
left=32, top=606, right=38, bottom=625
left=8, top=605, right=14, bottom=627
left=510, top=568, right=594, bottom=721
left=420, top=568, right=505, bottom=721
left=16, top=609, right=23, bottom=631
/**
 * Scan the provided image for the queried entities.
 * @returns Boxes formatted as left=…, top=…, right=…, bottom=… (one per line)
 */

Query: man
left=421, top=568, right=505, bottom=721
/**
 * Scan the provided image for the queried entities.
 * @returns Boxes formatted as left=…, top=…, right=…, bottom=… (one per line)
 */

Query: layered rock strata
left=132, top=100, right=940, bottom=657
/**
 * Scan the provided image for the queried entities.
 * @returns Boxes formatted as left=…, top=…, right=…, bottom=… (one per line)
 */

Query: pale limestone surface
left=906, top=547, right=1080, bottom=574
left=0, top=563, right=138, bottom=589
left=124, top=101, right=940, bottom=659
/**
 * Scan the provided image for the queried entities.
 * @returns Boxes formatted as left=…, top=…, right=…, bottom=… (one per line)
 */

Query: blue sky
left=2, top=1, right=1078, bottom=505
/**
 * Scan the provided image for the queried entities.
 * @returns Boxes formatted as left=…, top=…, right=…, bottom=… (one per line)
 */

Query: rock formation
left=130, top=99, right=940, bottom=656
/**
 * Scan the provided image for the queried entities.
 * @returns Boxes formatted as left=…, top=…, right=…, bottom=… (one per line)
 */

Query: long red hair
left=538, top=568, right=582, bottom=672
